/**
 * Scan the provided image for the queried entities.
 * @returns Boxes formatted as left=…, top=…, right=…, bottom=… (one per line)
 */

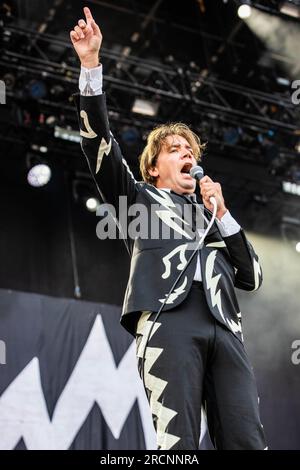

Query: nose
left=181, top=153, right=194, bottom=165
left=181, top=151, right=193, bottom=160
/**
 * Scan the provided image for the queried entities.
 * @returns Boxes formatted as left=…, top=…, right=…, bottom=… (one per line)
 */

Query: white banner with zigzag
left=0, top=315, right=156, bottom=450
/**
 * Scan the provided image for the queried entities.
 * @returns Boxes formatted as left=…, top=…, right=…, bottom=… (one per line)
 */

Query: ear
left=148, top=166, right=159, bottom=177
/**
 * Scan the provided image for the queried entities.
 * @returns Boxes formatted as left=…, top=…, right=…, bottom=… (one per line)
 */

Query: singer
left=71, top=7, right=266, bottom=450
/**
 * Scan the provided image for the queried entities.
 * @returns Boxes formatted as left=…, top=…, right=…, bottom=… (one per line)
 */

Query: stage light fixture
left=132, top=98, right=159, bottom=116
left=223, top=127, right=241, bottom=145
left=72, top=179, right=100, bottom=212
left=27, top=79, right=47, bottom=100
left=276, top=77, right=290, bottom=86
left=27, top=164, right=51, bottom=187
left=279, top=1, right=300, bottom=18
left=120, top=126, right=140, bottom=146
left=238, top=3, right=252, bottom=19
left=86, top=198, right=99, bottom=212
left=282, top=181, right=300, bottom=196
left=31, top=144, right=48, bottom=153
left=54, top=126, right=81, bottom=143
left=46, top=115, right=57, bottom=126
left=2, top=73, right=15, bottom=90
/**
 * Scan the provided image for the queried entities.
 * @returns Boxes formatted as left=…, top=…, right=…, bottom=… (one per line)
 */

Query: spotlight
left=86, top=197, right=99, bottom=212
left=282, top=181, right=300, bottom=196
left=72, top=179, right=100, bottom=211
left=276, top=76, right=290, bottom=86
left=296, top=241, right=300, bottom=253
left=31, top=144, right=48, bottom=153
left=46, top=115, right=57, bottom=126
left=27, top=164, right=51, bottom=187
left=238, top=3, right=252, bottom=19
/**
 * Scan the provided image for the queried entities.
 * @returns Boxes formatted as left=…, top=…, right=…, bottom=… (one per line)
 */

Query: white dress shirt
left=79, top=64, right=103, bottom=95
left=79, top=65, right=241, bottom=281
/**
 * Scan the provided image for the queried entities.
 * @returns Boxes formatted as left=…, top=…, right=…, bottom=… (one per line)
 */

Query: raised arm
left=70, top=7, right=138, bottom=215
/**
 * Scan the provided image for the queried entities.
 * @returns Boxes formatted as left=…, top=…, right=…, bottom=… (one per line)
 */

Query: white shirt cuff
left=215, top=210, right=241, bottom=237
left=79, top=64, right=103, bottom=96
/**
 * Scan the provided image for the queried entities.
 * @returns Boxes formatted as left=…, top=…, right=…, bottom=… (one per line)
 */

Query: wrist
left=81, top=57, right=100, bottom=69
left=216, top=207, right=227, bottom=220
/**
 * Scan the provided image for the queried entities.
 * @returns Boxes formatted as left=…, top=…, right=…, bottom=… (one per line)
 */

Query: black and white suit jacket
left=74, top=92, right=263, bottom=343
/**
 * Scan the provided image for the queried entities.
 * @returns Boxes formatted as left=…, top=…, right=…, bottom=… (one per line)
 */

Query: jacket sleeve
left=222, top=229, right=263, bottom=291
left=73, top=92, right=139, bottom=213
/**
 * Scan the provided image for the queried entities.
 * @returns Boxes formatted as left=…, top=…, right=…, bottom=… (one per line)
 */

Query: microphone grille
left=190, top=165, right=204, bottom=180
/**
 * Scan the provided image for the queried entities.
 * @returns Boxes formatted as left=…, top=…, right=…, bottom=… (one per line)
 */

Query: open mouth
left=180, top=162, right=193, bottom=175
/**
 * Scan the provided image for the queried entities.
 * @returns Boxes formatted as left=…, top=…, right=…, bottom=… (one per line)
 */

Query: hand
left=70, top=7, right=102, bottom=69
left=199, top=176, right=227, bottom=220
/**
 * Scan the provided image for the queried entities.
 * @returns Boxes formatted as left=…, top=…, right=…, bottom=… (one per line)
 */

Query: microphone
left=189, top=165, right=217, bottom=208
left=189, top=165, right=204, bottom=181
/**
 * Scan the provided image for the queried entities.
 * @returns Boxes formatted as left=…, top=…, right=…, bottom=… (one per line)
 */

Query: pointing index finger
left=84, top=6, right=93, bottom=24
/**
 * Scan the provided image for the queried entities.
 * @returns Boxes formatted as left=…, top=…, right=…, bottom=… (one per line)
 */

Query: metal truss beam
left=1, top=25, right=298, bottom=136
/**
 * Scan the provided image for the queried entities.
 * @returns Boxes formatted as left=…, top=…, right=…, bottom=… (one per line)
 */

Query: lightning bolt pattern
left=96, top=137, right=112, bottom=173
left=205, top=250, right=226, bottom=322
left=80, top=110, right=97, bottom=139
left=146, top=188, right=192, bottom=240
left=252, top=258, right=262, bottom=291
left=136, top=312, right=181, bottom=449
left=159, top=276, right=188, bottom=305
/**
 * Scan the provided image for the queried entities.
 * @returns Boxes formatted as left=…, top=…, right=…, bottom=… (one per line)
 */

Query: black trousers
left=136, top=282, right=267, bottom=450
